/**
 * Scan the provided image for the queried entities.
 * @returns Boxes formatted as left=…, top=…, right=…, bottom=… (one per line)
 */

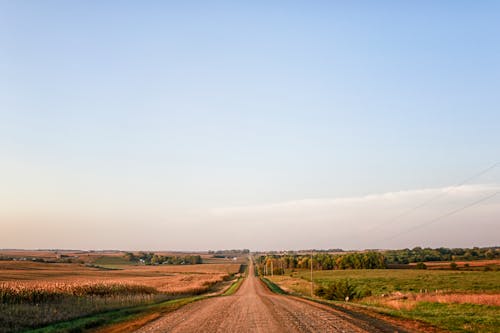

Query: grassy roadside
left=303, top=297, right=499, bottom=333
left=223, top=263, right=248, bottom=296
left=266, top=271, right=500, bottom=333
left=26, top=296, right=205, bottom=333
left=222, top=277, right=244, bottom=296
left=260, top=277, right=286, bottom=295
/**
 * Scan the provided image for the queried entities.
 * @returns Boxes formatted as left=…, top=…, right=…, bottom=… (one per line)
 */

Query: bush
left=315, top=279, right=370, bottom=301
left=415, top=262, right=427, bottom=270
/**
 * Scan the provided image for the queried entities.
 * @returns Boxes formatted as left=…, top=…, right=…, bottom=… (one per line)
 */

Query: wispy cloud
left=212, top=183, right=500, bottom=216
left=209, top=184, right=500, bottom=249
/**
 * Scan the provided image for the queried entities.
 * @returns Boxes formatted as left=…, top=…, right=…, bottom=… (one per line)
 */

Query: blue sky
left=1, top=1, right=499, bottom=250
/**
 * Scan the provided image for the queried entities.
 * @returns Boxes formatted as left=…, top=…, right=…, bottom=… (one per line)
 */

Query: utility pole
left=271, top=260, right=273, bottom=277
left=310, top=252, right=313, bottom=297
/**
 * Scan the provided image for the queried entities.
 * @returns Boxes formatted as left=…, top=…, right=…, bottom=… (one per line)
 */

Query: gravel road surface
left=134, top=263, right=412, bottom=333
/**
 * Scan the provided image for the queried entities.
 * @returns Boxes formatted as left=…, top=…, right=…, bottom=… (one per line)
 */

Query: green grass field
left=274, top=269, right=500, bottom=332
left=91, top=256, right=135, bottom=268
left=292, top=269, right=500, bottom=294
left=387, top=302, right=500, bottom=333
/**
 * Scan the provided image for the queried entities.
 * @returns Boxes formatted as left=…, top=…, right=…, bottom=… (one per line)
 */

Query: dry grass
left=372, top=292, right=500, bottom=311
left=381, top=299, right=417, bottom=310
left=414, top=292, right=499, bottom=306
left=268, top=275, right=311, bottom=295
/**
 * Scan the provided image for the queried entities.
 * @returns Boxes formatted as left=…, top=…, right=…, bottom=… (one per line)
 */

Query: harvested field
left=0, top=260, right=240, bottom=333
left=0, top=261, right=240, bottom=298
left=414, top=259, right=500, bottom=270
left=267, top=275, right=312, bottom=295
left=0, top=261, right=240, bottom=278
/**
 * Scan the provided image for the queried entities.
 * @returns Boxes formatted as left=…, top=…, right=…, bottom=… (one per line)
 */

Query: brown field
left=0, top=261, right=241, bottom=295
left=409, top=259, right=500, bottom=269
left=0, top=259, right=242, bottom=332
left=267, top=275, right=312, bottom=295
left=0, top=249, right=249, bottom=266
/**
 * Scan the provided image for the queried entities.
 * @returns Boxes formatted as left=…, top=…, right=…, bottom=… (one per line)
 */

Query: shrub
left=315, top=279, right=370, bottom=301
left=415, top=262, right=427, bottom=270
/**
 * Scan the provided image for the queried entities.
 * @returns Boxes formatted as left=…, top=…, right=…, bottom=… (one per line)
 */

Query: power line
left=380, top=189, right=500, bottom=243
left=365, top=161, right=499, bottom=234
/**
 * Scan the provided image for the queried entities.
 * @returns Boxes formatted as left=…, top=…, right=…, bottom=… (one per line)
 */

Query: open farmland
left=0, top=259, right=241, bottom=332
left=0, top=250, right=125, bottom=264
left=291, top=268, right=500, bottom=294
left=268, top=268, right=500, bottom=332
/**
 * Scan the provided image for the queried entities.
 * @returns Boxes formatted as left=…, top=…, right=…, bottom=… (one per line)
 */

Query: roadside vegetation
left=260, top=277, right=286, bottom=295
left=222, top=263, right=248, bottom=296
left=26, top=295, right=205, bottom=333
left=267, top=268, right=500, bottom=332
left=222, top=277, right=244, bottom=296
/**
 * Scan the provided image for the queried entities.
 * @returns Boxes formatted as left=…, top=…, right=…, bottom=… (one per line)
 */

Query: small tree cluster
left=123, top=252, right=202, bottom=265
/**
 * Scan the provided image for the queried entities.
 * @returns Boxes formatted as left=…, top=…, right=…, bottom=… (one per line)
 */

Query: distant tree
left=415, top=262, right=427, bottom=270
left=123, top=252, right=136, bottom=262
left=151, top=254, right=161, bottom=265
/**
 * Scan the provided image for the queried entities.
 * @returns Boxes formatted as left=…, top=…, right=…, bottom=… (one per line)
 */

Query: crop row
left=0, top=281, right=157, bottom=303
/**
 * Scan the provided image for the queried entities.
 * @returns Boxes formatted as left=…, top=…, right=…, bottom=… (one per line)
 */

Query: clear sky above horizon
left=1, top=1, right=499, bottom=251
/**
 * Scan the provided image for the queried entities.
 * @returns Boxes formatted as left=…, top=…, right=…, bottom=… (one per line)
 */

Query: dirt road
left=134, top=263, right=413, bottom=333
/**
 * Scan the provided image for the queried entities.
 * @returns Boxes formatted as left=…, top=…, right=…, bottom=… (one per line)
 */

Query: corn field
left=0, top=274, right=230, bottom=332
left=0, top=281, right=157, bottom=304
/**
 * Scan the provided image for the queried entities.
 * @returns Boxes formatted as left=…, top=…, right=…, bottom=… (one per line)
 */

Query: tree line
left=255, top=251, right=386, bottom=275
left=383, top=246, right=499, bottom=264
left=123, top=252, right=202, bottom=265
left=208, top=249, right=250, bottom=256
left=255, top=246, right=499, bottom=275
